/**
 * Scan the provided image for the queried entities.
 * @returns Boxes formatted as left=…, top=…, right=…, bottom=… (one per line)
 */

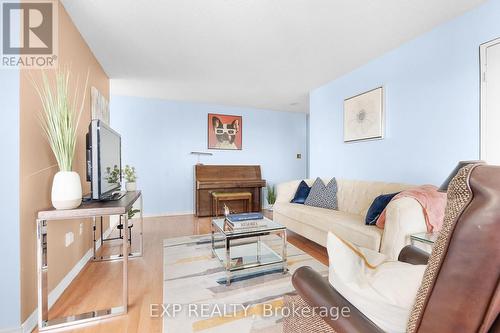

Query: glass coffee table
left=211, top=217, right=287, bottom=286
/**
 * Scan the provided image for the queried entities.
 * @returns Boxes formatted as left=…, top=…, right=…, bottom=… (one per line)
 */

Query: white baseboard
left=143, top=209, right=273, bottom=219
left=143, top=211, right=194, bottom=218
left=21, top=227, right=113, bottom=333
left=0, top=326, right=22, bottom=333
left=144, top=210, right=269, bottom=218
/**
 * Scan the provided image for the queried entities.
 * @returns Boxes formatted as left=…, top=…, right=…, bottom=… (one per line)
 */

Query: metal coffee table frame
left=211, top=217, right=287, bottom=286
left=410, top=231, right=438, bottom=246
left=36, top=191, right=143, bottom=331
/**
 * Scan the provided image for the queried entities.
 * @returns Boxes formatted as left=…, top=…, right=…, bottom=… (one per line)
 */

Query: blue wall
left=111, top=95, right=307, bottom=215
left=310, top=0, right=500, bottom=185
left=0, top=69, right=20, bottom=329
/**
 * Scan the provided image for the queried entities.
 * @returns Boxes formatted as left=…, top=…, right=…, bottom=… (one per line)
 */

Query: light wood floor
left=36, top=211, right=327, bottom=333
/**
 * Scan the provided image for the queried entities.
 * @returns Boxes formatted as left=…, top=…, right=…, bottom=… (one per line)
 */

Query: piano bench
left=211, top=192, right=252, bottom=217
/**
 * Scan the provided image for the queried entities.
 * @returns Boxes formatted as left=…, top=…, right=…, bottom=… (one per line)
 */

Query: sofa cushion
left=304, top=177, right=338, bottom=210
left=327, top=232, right=425, bottom=333
left=336, top=179, right=411, bottom=216
left=275, top=178, right=411, bottom=214
left=290, top=180, right=311, bottom=204
left=274, top=202, right=383, bottom=251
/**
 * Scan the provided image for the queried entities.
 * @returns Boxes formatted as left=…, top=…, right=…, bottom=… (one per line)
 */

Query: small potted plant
left=123, top=165, right=137, bottom=191
left=266, top=185, right=277, bottom=211
left=105, top=165, right=121, bottom=185
left=128, top=208, right=141, bottom=219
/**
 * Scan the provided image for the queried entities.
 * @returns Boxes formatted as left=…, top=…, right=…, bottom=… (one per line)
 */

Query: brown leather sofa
left=288, top=164, right=500, bottom=333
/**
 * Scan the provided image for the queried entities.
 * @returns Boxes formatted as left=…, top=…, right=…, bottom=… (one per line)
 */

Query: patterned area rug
left=163, top=234, right=328, bottom=333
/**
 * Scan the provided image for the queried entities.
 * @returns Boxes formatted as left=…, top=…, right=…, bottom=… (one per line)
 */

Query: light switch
left=296, top=153, right=302, bottom=159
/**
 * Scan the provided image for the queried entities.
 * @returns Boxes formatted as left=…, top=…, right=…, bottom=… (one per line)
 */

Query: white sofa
left=274, top=178, right=428, bottom=259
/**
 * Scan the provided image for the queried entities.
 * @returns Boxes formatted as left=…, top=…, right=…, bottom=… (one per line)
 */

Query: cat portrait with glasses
left=208, top=114, right=242, bottom=150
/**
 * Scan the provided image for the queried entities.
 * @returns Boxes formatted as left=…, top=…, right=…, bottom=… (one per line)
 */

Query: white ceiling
left=62, top=0, right=485, bottom=112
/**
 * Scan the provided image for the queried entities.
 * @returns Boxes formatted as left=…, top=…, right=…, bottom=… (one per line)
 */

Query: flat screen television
left=86, top=120, right=122, bottom=200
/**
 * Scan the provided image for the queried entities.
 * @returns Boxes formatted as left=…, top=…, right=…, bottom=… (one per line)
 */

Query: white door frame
left=480, top=37, right=500, bottom=161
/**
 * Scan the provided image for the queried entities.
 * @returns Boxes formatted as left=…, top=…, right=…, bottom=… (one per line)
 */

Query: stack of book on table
left=225, top=213, right=266, bottom=230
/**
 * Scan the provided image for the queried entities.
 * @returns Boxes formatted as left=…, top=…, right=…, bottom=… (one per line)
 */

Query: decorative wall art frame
left=207, top=113, right=243, bottom=150
left=91, top=86, right=110, bottom=124
left=343, top=87, right=384, bottom=142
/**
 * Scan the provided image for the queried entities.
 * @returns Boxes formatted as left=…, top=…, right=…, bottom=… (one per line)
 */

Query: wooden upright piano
left=195, top=165, right=266, bottom=217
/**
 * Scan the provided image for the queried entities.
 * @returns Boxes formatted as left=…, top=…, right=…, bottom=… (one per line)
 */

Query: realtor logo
left=1, top=0, right=58, bottom=68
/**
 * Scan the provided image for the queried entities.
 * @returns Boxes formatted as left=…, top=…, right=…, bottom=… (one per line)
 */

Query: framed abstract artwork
left=91, top=87, right=110, bottom=124
left=344, top=87, right=384, bottom=142
left=208, top=113, right=242, bottom=150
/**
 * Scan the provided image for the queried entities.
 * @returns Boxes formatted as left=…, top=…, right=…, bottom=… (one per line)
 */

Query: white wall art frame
left=343, top=87, right=384, bottom=142
left=91, top=86, right=110, bottom=124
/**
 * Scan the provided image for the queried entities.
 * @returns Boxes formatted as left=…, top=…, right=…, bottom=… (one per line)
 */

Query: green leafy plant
left=31, top=68, right=89, bottom=171
left=105, top=165, right=121, bottom=184
left=267, top=185, right=277, bottom=205
left=123, top=165, right=137, bottom=182
left=128, top=208, right=140, bottom=219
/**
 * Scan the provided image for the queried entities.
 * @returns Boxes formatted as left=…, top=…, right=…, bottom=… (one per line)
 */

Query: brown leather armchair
left=288, top=164, right=500, bottom=333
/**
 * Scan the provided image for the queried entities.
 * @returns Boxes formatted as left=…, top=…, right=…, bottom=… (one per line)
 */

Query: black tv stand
left=102, top=190, right=127, bottom=201
left=83, top=190, right=127, bottom=202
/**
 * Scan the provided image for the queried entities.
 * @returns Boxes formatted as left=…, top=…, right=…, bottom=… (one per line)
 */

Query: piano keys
left=195, top=165, right=266, bottom=217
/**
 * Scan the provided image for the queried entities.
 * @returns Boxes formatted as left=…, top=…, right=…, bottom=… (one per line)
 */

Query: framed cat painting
left=208, top=113, right=243, bottom=150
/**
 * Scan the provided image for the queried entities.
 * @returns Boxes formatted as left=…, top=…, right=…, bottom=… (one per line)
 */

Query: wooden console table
left=36, top=191, right=143, bottom=331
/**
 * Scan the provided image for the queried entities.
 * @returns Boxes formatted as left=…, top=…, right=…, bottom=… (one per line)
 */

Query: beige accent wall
left=19, top=2, right=109, bottom=321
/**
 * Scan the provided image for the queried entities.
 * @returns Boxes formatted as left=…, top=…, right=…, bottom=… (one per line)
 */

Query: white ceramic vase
left=125, top=182, right=137, bottom=192
left=51, top=171, right=82, bottom=210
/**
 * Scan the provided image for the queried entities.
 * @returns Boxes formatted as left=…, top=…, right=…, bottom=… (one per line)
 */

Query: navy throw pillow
left=365, top=192, right=400, bottom=225
left=290, top=180, right=311, bottom=204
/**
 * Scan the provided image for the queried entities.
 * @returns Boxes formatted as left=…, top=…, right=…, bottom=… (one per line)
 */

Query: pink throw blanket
left=376, top=185, right=447, bottom=232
